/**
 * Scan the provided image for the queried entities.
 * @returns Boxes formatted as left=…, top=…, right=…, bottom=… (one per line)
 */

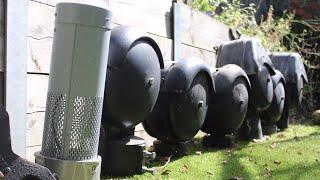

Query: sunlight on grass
left=106, top=124, right=320, bottom=180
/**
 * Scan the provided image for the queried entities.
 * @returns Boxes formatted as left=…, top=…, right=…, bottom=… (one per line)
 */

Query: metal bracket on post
left=172, top=1, right=181, bottom=62
left=4, top=0, right=28, bottom=157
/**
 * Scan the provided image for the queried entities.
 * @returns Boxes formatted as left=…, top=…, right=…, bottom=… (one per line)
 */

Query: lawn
left=128, top=124, right=320, bottom=180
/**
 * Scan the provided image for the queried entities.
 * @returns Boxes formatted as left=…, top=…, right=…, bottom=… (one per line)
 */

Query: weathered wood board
left=27, top=0, right=229, bottom=73
left=180, top=3, right=230, bottom=52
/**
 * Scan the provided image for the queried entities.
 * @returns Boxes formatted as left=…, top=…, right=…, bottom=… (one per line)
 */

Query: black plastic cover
left=143, top=58, right=214, bottom=143
left=269, top=52, right=308, bottom=108
left=260, top=70, right=286, bottom=123
left=102, top=26, right=163, bottom=130
left=269, top=52, right=308, bottom=84
left=216, top=38, right=276, bottom=76
left=202, top=64, right=250, bottom=135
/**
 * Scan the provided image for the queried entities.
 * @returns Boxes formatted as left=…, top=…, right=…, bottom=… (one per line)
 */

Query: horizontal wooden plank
left=181, top=43, right=216, bottom=66
left=27, top=112, right=45, bottom=147
left=27, top=74, right=49, bottom=113
left=108, top=0, right=172, bottom=38
left=26, top=145, right=41, bottom=162
left=27, top=0, right=174, bottom=73
left=180, top=3, right=230, bottom=52
left=27, top=34, right=173, bottom=73
left=28, top=0, right=172, bottom=39
left=30, top=0, right=172, bottom=13
left=27, top=37, right=52, bottom=73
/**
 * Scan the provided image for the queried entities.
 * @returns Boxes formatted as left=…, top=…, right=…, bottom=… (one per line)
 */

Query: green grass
left=128, top=124, right=320, bottom=180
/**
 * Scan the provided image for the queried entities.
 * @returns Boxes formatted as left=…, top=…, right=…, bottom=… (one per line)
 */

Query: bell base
left=100, top=135, right=146, bottom=177
left=153, top=140, right=188, bottom=157
left=202, top=135, right=235, bottom=148
left=262, top=123, right=278, bottom=135
left=34, top=152, right=101, bottom=180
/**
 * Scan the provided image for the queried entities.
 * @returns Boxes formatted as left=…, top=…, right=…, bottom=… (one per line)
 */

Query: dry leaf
left=252, top=139, right=259, bottom=143
left=249, top=157, right=253, bottom=162
left=249, top=147, right=253, bottom=153
left=277, top=134, right=285, bottom=139
left=161, top=169, right=171, bottom=175
left=270, top=142, right=277, bottom=149
left=222, top=160, right=228, bottom=164
left=196, top=151, right=202, bottom=155
left=182, top=164, right=189, bottom=173
left=207, top=171, right=214, bottom=176
left=274, top=160, right=281, bottom=165
left=263, top=167, right=272, bottom=177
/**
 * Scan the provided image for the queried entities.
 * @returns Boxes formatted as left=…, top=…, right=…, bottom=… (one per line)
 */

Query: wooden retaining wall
left=26, top=0, right=230, bottom=161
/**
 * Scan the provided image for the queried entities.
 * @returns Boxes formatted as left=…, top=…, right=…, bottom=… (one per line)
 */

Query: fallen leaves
left=263, top=165, right=272, bottom=177
left=270, top=142, right=278, bottom=149
left=155, top=155, right=172, bottom=175
left=274, top=160, right=282, bottom=165
left=182, top=164, right=189, bottom=173
left=277, top=133, right=286, bottom=139
left=161, top=169, right=171, bottom=175
left=196, top=151, right=202, bottom=155
left=248, top=146, right=253, bottom=153
left=206, top=171, right=214, bottom=176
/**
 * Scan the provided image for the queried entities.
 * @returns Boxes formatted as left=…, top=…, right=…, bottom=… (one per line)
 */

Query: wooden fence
left=26, top=0, right=231, bottom=161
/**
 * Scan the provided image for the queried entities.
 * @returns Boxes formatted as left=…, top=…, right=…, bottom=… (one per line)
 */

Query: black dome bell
left=201, top=64, right=250, bottom=137
left=99, top=26, right=164, bottom=176
left=269, top=52, right=308, bottom=108
left=216, top=38, right=277, bottom=140
left=260, top=70, right=286, bottom=134
left=143, top=58, right=214, bottom=155
left=269, top=52, right=308, bottom=130
left=102, top=26, right=163, bottom=130
left=260, top=70, right=286, bottom=123
left=216, top=38, right=276, bottom=112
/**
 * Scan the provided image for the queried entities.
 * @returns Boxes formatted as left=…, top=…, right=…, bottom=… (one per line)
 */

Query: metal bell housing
left=260, top=69, right=286, bottom=123
left=269, top=52, right=308, bottom=108
left=143, top=58, right=214, bottom=143
left=102, top=26, right=164, bottom=130
left=216, top=38, right=276, bottom=112
left=201, top=64, right=250, bottom=136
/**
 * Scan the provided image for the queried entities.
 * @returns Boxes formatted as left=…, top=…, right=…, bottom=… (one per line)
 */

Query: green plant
left=192, top=0, right=293, bottom=51
left=192, top=0, right=320, bottom=118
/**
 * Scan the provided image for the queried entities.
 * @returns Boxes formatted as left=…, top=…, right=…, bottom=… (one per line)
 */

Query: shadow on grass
left=104, top=125, right=320, bottom=179
left=271, top=162, right=320, bottom=179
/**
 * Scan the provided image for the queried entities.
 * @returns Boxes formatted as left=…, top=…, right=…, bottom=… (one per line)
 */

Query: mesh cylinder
left=40, top=3, right=112, bottom=161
